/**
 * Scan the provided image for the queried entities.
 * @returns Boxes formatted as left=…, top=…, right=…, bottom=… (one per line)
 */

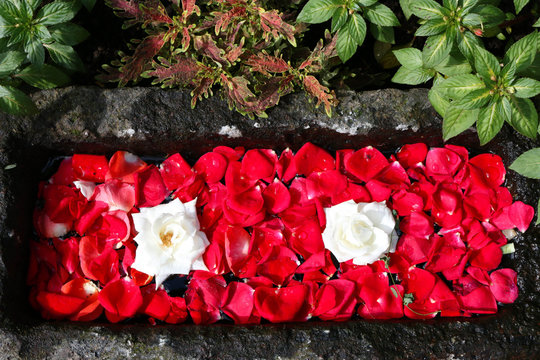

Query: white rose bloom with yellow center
left=131, top=198, right=209, bottom=287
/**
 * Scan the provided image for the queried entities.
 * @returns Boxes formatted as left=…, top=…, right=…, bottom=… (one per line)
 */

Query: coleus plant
left=100, top=0, right=339, bottom=117
left=0, top=0, right=93, bottom=115
left=297, top=0, right=400, bottom=62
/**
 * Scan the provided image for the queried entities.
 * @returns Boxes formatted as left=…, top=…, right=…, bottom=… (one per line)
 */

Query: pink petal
left=489, top=268, right=518, bottom=304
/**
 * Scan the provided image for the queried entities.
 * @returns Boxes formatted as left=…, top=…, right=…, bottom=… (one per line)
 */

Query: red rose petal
left=221, top=282, right=257, bottom=324
left=295, top=142, right=335, bottom=176
left=254, top=285, right=311, bottom=323
left=74, top=201, right=109, bottom=235
left=98, top=278, right=143, bottom=321
left=50, top=157, right=74, bottom=185
left=491, top=201, right=534, bottom=232
left=228, top=186, right=264, bottom=215
left=241, top=149, right=277, bottom=181
left=313, top=279, right=356, bottom=321
left=93, top=179, right=136, bottom=212
left=142, top=288, right=171, bottom=321
left=263, top=180, right=291, bottom=214
left=36, top=291, right=86, bottom=319
left=458, top=286, right=497, bottom=314
left=396, top=143, right=428, bottom=168
left=469, top=243, right=502, bottom=271
left=134, top=165, right=168, bottom=207
left=345, top=146, right=388, bottom=182
left=400, top=211, right=433, bottom=238
left=425, top=147, right=462, bottom=182
left=391, top=190, right=424, bottom=216
left=165, top=297, right=188, bottom=324
left=159, top=153, right=194, bottom=191
left=277, top=148, right=297, bottom=183
left=468, top=153, right=506, bottom=189
left=108, top=151, right=146, bottom=179
left=213, top=146, right=245, bottom=161
left=224, top=226, right=254, bottom=277
left=489, top=269, right=518, bottom=304
left=194, top=152, right=228, bottom=184
left=225, top=161, right=257, bottom=194
left=72, top=154, right=109, bottom=182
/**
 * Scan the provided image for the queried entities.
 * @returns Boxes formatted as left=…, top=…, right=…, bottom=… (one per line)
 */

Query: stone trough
left=0, top=87, right=538, bottom=359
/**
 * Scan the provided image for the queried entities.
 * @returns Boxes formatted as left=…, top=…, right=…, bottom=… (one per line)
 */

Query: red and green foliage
left=100, top=0, right=339, bottom=117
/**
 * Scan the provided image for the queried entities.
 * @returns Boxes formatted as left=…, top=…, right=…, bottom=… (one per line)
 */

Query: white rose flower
left=131, top=198, right=209, bottom=287
left=322, top=200, right=398, bottom=265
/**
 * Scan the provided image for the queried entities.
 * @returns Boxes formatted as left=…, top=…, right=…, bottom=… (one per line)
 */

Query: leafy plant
left=0, top=0, right=91, bottom=115
left=510, top=147, right=540, bottom=225
left=297, top=0, right=400, bottom=62
left=100, top=0, right=339, bottom=117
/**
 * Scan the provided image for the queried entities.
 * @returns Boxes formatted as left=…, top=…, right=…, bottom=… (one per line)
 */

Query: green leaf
left=354, top=0, right=378, bottom=6
left=499, top=61, right=516, bottom=86
left=504, top=32, right=539, bottom=74
left=423, top=32, right=453, bottom=68
left=44, top=42, right=84, bottom=71
left=434, top=52, right=473, bottom=76
left=0, top=85, right=37, bottom=115
left=80, top=0, right=96, bottom=11
left=436, top=74, right=485, bottom=98
left=365, top=3, right=400, bottom=27
left=331, top=7, right=348, bottom=32
left=453, top=87, right=491, bottom=109
left=443, top=0, right=458, bottom=11
left=415, top=18, right=447, bottom=36
left=461, top=0, right=479, bottom=13
left=514, top=0, right=529, bottom=14
left=520, top=56, right=540, bottom=80
left=410, top=0, right=444, bottom=20
left=509, top=147, right=540, bottom=179
left=457, top=30, right=483, bottom=64
left=399, top=0, right=413, bottom=20
left=297, top=0, right=343, bottom=24
left=534, top=17, right=540, bottom=27
left=474, top=5, right=505, bottom=27
left=428, top=86, right=450, bottom=117
left=36, top=0, right=79, bottom=25
left=0, top=51, right=26, bottom=77
left=347, top=12, right=367, bottom=46
left=393, top=48, right=422, bottom=69
left=49, top=23, right=89, bottom=46
left=513, top=78, right=540, bottom=98
left=507, top=96, right=538, bottom=139
left=27, top=0, right=43, bottom=11
left=25, top=36, right=45, bottom=66
left=442, top=105, right=478, bottom=140
left=392, top=66, right=434, bottom=85
left=474, top=47, right=500, bottom=81
left=336, top=26, right=357, bottom=62
left=477, top=100, right=505, bottom=145
left=370, top=24, right=395, bottom=44
left=15, top=63, right=70, bottom=89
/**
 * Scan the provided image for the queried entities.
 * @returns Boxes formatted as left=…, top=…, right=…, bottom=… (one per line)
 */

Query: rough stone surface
left=0, top=87, right=538, bottom=359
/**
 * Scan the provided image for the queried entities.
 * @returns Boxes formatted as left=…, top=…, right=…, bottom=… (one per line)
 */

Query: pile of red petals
left=29, top=143, right=533, bottom=324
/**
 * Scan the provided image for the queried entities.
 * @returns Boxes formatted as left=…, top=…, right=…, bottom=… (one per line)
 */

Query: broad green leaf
left=453, top=87, right=491, bottom=109
left=393, top=48, right=422, bottom=69
left=434, top=52, right=473, bottom=76
left=507, top=96, right=538, bottom=139
left=436, top=74, right=485, bottom=98
left=347, top=12, right=367, bottom=46
left=354, top=0, right=378, bottom=6
left=462, top=13, right=483, bottom=27
left=392, top=66, right=434, bottom=85
left=336, top=26, right=357, bottom=62
left=428, top=87, right=450, bottom=117
left=36, top=1, right=78, bottom=25
left=399, top=0, right=413, bottom=20
left=500, top=61, right=516, bottom=86
left=331, top=7, right=348, bottom=32
left=80, top=0, right=96, bottom=11
left=513, top=78, right=540, bottom=98
left=15, top=63, right=70, bottom=89
left=0, top=51, right=26, bottom=77
left=0, top=2, right=23, bottom=25
left=49, top=23, right=89, bottom=46
left=520, top=56, right=540, bottom=80
left=477, top=100, right=505, bottom=145
left=423, top=32, right=453, bottom=68
left=509, top=147, right=540, bottom=179
left=27, top=0, right=43, bottom=11
left=415, top=18, right=446, bottom=36
left=8, top=24, right=30, bottom=47
left=537, top=198, right=540, bottom=225
left=24, top=36, right=45, bottom=66
left=442, top=105, right=478, bottom=140
left=474, top=47, right=500, bottom=81
left=365, top=3, right=400, bottom=27
left=474, top=5, right=505, bottom=27
left=0, top=85, right=37, bottom=115
left=443, top=0, right=458, bottom=11
left=370, top=24, right=395, bottom=44
left=461, top=0, right=479, bottom=14
left=410, top=0, right=443, bottom=20
left=44, top=42, right=84, bottom=71
left=504, top=32, right=538, bottom=74
left=457, top=30, right=483, bottom=64
left=514, top=0, right=529, bottom=14
left=534, top=17, right=540, bottom=27
left=297, top=0, right=343, bottom=24
left=18, top=1, right=33, bottom=20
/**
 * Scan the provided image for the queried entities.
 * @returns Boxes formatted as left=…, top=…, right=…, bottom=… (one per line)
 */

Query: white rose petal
left=322, top=200, right=397, bottom=265
left=131, top=198, right=209, bottom=287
